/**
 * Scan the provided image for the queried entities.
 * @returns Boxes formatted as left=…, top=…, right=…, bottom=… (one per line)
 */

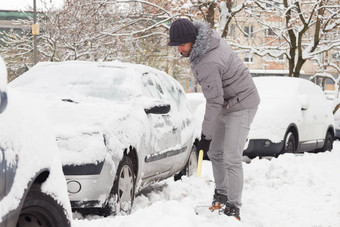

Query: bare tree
left=229, top=0, right=340, bottom=77
left=0, top=0, right=178, bottom=80
left=167, top=0, right=248, bottom=38
left=0, top=19, right=34, bottom=81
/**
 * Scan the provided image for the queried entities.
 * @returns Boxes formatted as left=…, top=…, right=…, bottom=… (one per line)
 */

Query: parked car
left=0, top=57, right=72, bottom=226
left=10, top=61, right=198, bottom=216
left=310, top=73, right=340, bottom=101
left=187, top=76, right=335, bottom=159
left=333, top=108, right=340, bottom=140
left=310, top=74, right=340, bottom=140
left=244, top=76, right=334, bottom=158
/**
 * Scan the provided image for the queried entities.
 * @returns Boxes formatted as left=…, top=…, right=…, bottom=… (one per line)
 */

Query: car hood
left=46, top=95, right=148, bottom=165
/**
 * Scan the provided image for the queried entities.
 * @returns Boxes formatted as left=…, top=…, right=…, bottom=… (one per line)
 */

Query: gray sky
left=0, top=0, right=64, bottom=11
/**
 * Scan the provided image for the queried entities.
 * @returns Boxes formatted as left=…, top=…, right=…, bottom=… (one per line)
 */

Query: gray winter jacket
left=190, top=21, right=260, bottom=140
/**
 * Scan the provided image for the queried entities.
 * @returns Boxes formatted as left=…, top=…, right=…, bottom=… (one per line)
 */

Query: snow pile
left=72, top=143, right=340, bottom=227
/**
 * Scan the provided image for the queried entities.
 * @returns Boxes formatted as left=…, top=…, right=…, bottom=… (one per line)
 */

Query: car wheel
left=186, top=146, right=198, bottom=176
left=109, top=156, right=135, bottom=215
left=17, top=184, right=70, bottom=227
left=282, top=131, right=296, bottom=153
left=174, top=145, right=198, bottom=181
left=320, top=131, right=333, bottom=152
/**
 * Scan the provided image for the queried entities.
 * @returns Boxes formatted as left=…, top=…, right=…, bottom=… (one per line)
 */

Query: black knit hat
left=168, top=18, right=198, bottom=46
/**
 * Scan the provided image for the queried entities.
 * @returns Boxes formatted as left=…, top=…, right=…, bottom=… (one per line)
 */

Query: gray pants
left=208, top=107, right=257, bottom=208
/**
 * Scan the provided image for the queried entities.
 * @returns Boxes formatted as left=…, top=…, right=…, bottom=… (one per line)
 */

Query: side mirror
left=301, top=103, right=309, bottom=111
left=145, top=104, right=171, bottom=115
left=0, top=91, right=7, bottom=114
left=299, top=94, right=309, bottom=111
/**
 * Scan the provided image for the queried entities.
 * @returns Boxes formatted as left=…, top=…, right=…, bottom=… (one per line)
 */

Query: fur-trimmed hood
left=189, top=21, right=220, bottom=66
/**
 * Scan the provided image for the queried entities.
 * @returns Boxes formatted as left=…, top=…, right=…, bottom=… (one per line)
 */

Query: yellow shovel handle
left=196, top=149, right=204, bottom=177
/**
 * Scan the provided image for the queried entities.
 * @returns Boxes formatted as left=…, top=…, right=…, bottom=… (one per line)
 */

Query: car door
left=297, top=80, right=325, bottom=151
left=302, top=81, right=333, bottom=148
left=141, top=72, right=180, bottom=180
left=157, top=73, right=196, bottom=173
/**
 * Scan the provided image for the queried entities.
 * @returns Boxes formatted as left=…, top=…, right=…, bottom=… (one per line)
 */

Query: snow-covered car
left=333, top=108, right=340, bottom=140
left=0, top=58, right=72, bottom=226
left=187, top=77, right=335, bottom=159
left=310, top=74, right=340, bottom=140
left=10, top=61, right=198, bottom=215
left=245, top=76, right=334, bottom=158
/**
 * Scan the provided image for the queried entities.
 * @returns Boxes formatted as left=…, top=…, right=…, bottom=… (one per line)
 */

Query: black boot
left=213, top=189, right=228, bottom=204
left=224, top=203, right=241, bottom=221
left=209, top=190, right=228, bottom=211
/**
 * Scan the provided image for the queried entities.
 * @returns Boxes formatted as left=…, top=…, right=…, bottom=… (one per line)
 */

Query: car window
left=142, top=72, right=166, bottom=100
left=10, top=63, right=143, bottom=101
left=157, top=72, right=191, bottom=113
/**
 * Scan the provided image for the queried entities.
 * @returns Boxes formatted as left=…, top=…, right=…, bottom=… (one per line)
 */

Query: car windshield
left=11, top=62, right=142, bottom=101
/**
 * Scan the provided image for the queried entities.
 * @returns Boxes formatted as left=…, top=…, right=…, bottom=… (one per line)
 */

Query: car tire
left=174, top=145, right=198, bottom=181
left=282, top=131, right=296, bottom=154
left=17, top=184, right=70, bottom=227
left=106, top=156, right=135, bottom=216
left=320, top=131, right=333, bottom=152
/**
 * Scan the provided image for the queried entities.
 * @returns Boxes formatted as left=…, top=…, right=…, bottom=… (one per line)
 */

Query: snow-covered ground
left=72, top=142, right=340, bottom=227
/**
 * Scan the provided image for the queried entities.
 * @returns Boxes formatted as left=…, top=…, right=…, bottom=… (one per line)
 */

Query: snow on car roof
left=10, top=61, right=152, bottom=101
left=254, top=76, right=300, bottom=95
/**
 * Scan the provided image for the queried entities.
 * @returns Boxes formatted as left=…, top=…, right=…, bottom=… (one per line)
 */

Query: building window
left=265, top=52, right=284, bottom=61
left=312, top=53, right=322, bottom=64
left=332, top=52, right=340, bottom=61
left=244, top=53, right=253, bottom=63
left=229, top=24, right=236, bottom=38
left=244, top=26, right=253, bottom=38
left=265, top=28, right=275, bottom=37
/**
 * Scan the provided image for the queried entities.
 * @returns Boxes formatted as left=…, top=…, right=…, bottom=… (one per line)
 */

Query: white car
left=10, top=61, right=198, bottom=215
left=187, top=76, right=335, bottom=159
left=0, top=57, right=72, bottom=226
left=244, top=76, right=334, bottom=158
left=333, top=110, right=340, bottom=139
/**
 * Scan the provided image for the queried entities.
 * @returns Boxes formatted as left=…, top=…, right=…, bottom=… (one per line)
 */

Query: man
left=168, top=18, right=260, bottom=220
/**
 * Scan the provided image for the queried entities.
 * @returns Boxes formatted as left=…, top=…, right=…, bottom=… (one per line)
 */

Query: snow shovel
left=196, top=149, right=204, bottom=177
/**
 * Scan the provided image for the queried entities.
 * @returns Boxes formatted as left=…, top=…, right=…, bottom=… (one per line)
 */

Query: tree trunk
left=206, top=2, right=216, bottom=28
left=294, top=56, right=306, bottom=77
left=221, top=0, right=233, bottom=38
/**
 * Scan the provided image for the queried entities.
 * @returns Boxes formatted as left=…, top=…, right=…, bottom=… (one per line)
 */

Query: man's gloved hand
left=197, top=134, right=212, bottom=153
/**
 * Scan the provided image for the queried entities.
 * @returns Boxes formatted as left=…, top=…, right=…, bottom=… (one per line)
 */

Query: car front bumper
left=243, top=139, right=283, bottom=158
left=63, top=160, right=115, bottom=209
